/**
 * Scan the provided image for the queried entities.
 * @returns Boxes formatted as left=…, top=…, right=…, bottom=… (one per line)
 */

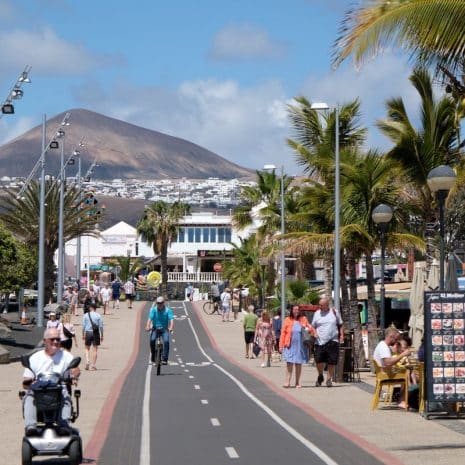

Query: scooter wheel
left=21, top=439, right=33, bottom=465
left=68, top=439, right=81, bottom=465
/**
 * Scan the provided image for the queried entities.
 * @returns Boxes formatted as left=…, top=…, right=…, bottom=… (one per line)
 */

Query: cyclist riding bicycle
left=145, top=296, right=174, bottom=365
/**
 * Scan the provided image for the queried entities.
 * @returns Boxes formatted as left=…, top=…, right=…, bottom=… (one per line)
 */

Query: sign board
left=197, top=250, right=234, bottom=258
left=424, top=291, right=465, bottom=404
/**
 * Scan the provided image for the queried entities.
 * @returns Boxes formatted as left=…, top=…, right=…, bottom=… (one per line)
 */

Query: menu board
left=424, top=292, right=465, bottom=403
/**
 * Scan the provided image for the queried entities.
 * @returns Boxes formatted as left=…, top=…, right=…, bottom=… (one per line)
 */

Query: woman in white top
left=46, top=312, right=60, bottom=329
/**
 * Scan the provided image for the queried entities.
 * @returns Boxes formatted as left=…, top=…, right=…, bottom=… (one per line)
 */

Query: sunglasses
left=47, top=338, right=61, bottom=342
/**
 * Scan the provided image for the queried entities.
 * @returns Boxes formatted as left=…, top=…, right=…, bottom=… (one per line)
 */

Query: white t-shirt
left=220, top=291, right=231, bottom=310
left=100, top=287, right=112, bottom=303
left=23, top=349, right=74, bottom=380
left=373, top=340, right=392, bottom=367
left=46, top=319, right=60, bottom=330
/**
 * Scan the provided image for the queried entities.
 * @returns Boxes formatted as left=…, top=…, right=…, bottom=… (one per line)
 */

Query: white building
left=64, top=212, right=257, bottom=283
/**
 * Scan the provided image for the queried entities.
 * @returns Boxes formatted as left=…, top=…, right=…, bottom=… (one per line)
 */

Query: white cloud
left=0, top=27, right=122, bottom=75
left=209, top=23, right=287, bottom=61
left=300, top=52, right=419, bottom=150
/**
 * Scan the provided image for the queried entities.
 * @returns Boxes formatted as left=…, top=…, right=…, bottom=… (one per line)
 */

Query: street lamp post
left=75, top=151, right=82, bottom=284
left=310, top=103, right=340, bottom=310
left=372, top=204, right=393, bottom=330
left=427, top=165, right=457, bottom=291
left=263, top=164, right=286, bottom=321
left=56, top=128, right=67, bottom=303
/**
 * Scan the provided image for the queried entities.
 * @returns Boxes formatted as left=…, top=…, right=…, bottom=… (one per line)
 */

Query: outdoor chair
left=371, top=360, right=409, bottom=410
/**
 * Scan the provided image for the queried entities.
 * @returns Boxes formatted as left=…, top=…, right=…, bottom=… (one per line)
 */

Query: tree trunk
left=323, top=257, right=333, bottom=306
left=160, top=243, right=168, bottom=297
left=302, top=253, right=316, bottom=280
left=347, top=250, right=365, bottom=368
left=340, top=250, right=349, bottom=323
left=44, top=247, right=56, bottom=304
left=365, top=253, right=380, bottom=369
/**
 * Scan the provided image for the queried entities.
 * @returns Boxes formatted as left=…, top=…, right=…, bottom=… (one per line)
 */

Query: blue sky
left=0, top=0, right=418, bottom=175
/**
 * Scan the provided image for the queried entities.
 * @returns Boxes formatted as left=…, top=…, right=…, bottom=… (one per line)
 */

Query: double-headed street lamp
left=427, top=165, right=456, bottom=291
left=310, top=102, right=340, bottom=310
left=372, top=204, right=393, bottom=330
left=263, top=164, right=286, bottom=321
left=1, top=66, right=31, bottom=116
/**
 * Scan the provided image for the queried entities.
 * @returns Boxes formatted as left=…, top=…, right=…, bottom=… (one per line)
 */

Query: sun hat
left=156, top=296, right=165, bottom=303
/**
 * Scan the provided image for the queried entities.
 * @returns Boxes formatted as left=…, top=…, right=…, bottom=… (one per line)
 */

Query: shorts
left=112, top=293, right=120, bottom=300
left=85, top=330, right=101, bottom=347
left=222, top=305, right=230, bottom=313
left=60, top=339, right=72, bottom=351
left=314, top=341, right=339, bottom=365
left=244, top=331, right=255, bottom=344
left=125, top=294, right=133, bottom=300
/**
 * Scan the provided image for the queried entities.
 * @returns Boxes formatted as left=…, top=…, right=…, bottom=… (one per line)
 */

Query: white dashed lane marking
left=225, top=447, right=239, bottom=459
left=201, top=399, right=208, bottom=405
left=194, top=385, right=200, bottom=390
left=210, top=418, right=220, bottom=426
left=189, top=375, right=194, bottom=379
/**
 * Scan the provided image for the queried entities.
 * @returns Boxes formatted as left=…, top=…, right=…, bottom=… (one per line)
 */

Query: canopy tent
left=426, top=259, right=439, bottom=292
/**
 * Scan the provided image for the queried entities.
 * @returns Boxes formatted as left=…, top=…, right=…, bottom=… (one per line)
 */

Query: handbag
left=62, top=324, right=73, bottom=339
left=253, top=341, right=261, bottom=357
left=301, top=325, right=314, bottom=347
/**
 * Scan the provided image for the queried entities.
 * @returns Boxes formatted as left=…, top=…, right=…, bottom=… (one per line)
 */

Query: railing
left=167, top=272, right=222, bottom=283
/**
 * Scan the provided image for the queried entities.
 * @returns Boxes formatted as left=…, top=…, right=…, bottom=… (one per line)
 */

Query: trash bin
left=335, top=334, right=354, bottom=383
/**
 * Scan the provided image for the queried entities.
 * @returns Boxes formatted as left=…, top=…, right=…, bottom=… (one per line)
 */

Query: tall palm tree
left=286, top=97, right=367, bottom=314
left=1, top=180, right=101, bottom=302
left=333, top=0, right=465, bottom=75
left=376, top=67, right=460, bottom=259
left=136, top=200, right=190, bottom=296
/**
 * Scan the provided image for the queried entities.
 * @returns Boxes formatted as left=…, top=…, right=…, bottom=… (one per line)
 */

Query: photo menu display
left=424, top=292, right=465, bottom=403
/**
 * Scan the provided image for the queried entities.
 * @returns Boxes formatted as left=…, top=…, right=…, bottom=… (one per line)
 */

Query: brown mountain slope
left=0, top=109, right=253, bottom=180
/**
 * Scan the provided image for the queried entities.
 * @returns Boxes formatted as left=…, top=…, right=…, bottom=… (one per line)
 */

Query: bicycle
left=151, top=328, right=164, bottom=376
left=203, top=295, right=220, bottom=315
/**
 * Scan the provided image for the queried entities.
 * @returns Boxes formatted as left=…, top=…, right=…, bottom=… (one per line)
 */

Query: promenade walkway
left=194, top=302, right=465, bottom=465
left=2, top=300, right=465, bottom=465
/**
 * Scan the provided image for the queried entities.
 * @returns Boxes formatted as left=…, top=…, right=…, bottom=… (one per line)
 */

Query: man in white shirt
left=22, top=328, right=80, bottom=436
left=373, top=327, right=411, bottom=368
left=373, top=327, right=411, bottom=409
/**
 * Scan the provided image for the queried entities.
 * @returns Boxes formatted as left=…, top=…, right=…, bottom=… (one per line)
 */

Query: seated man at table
left=373, top=327, right=412, bottom=408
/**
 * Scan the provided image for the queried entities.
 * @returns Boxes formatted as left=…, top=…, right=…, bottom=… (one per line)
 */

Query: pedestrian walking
left=99, top=282, right=112, bottom=315
left=243, top=304, right=259, bottom=358
left=312, top=297, right=344, bottom=388
left=272, top=311, right=282, bottom=352
left=111, top=278, right=121, bottom=309
left=59, top=312, right=78, bottom=351
left=46, top=312, right=60, bottom=330
left=279, top=304, right=314, bottom=388
left=82, top=304, right=104, bottom=371
left=255, top=310, right=275, bottom=367
left=220, top=287, right=232, bottom=322
left=123, top=278, right=135, bottom=309
left=186, top=283, right=194, bottom=301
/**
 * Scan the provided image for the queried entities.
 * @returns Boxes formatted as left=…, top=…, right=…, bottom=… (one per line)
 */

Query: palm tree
left=221, top=233, right=265, bottom=304
left=333, top=0, right=465, bottom=75
left=136, top=200, right=190, bottom=297
left=286, top=97, right=368, bottom=314
left=376, top=67, right=460, bottom=260
left=105, top=255, right=143, bottom=282
left=1, top=180, right=101, bottom=302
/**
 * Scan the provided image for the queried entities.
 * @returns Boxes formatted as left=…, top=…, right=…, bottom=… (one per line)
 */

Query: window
left=203, top=227, right=209, bottom=242
left=176, top=228, right=185, bottom=243
left=225, top=227, right=231, bottom=243
left=218, top=227, right=225, bottom=243
left=188, top=228, right=194, bottom=243
left=210, top=228, right=217, bottom=242
left=195, top=227, right=201, bottom=242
